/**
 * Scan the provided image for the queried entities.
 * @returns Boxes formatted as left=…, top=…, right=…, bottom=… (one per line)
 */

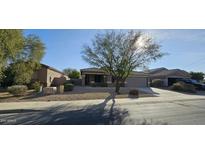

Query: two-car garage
left=125, top=72, right=149, bottom=87
left=126, top=69, right=191, bottom=88
left=150, top=68, right=191, bottom=87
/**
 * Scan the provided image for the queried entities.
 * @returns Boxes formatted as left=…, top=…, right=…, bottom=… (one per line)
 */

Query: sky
left=24, top=29, right=205, bottom=72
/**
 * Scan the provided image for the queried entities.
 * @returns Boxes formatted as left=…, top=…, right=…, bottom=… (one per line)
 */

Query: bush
left=170, top=81, right=196, bottom=93
left=129, top=89, right=139, bottom=98
left=170, top=82, right=184, bottom=91
left=151, top=79, right=164, bottom=87
left=70, top=79, right=82, bottom=86
left=90, top=82, right=108, bottom=87
left=7, top=85, right=28, bottom=96
left=64, top=83, right=74, bottom=91
left=63, top=68, right=80, bottom=79
left=31, top=81, right=41, bottom=92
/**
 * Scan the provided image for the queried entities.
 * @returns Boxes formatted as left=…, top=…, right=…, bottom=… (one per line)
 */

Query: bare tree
left=82, top=30, right=164, bottom=94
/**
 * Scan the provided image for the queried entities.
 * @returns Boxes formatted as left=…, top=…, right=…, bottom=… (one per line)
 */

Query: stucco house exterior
left=80, top=68, right=149, bottom=87
left=31, top=65, right=190, bottom=88
left=32, top=64, right=69, bottom=87
left=149, top=67, right=191, bottom=86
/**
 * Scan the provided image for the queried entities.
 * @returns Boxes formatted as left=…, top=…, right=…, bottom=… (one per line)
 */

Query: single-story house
left=80, top=68, right=149, bottom=87
left=149, top=67, right=191, bottom=86
left=32, top=64, right=69, bottom=87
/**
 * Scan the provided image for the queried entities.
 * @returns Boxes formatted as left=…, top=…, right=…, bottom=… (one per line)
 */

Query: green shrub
left=129, top=89, right=139, bottom=98
left=64, top=83, right=74, bottom=91
left=8, top=85, right=28, bottom=96
left=151, top=79, right=164, bottom=87
left=90, top=82, right=108, bottom=87
left=170, top=82, right=196, bottom=93
left=31, top=81, right=41, bottom=92
left=70, top=79, right=82, bottom=86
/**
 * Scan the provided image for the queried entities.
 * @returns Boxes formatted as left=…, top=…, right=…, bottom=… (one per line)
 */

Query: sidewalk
left=0, top=89, right=205, bottom=111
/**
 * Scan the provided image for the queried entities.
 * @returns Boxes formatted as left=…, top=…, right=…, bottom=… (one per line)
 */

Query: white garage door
left=126, top=77, right=148, bottom=87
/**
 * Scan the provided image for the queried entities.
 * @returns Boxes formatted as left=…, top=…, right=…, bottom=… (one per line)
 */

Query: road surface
left=1, top=88, right=205, bottom=124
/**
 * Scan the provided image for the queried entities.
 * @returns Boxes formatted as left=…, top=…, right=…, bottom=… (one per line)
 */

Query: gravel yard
left=0, top=87, right=154, bottom=102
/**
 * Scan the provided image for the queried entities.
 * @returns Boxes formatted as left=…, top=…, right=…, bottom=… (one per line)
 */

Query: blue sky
left=24, top=29, right=205, bottom=72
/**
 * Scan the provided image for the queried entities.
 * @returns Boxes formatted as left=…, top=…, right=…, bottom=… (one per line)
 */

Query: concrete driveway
left=138, top=87, right=205, bottom=102
left=0, top=88, right=205, bottom=125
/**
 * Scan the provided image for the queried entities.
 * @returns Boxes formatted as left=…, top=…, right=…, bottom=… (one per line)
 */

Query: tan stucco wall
left=46, top=69, right=69, bottom=87
left=32, top=67, right=69, bottom=87
left=32, top=67, right=47, bottom=86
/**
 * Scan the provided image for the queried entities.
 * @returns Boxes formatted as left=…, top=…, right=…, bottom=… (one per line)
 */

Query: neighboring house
left=32, top=64, right=69, bottom=87
left=80, top=68, right=149, bottom=87
left=149, top=67, right=191, bottom=86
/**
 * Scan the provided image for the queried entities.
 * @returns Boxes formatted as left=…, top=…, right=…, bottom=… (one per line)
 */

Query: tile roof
left=148, top=67, right=168, bottom=74
left=150, top=68, right=191, bottom=78
left=41, top=64, right=66, bottom=75
left=80, top=68, right=149, bottom=76
left=80, top=68, right=106, bottom=73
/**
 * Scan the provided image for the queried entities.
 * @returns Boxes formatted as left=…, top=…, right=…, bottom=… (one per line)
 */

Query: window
left=95, top=75, right=102, bottom=83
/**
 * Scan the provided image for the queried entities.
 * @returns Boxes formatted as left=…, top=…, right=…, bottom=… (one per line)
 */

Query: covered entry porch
left=81, top=68, right=112, bottom=86
left=85, top=74, right=106, bottom=85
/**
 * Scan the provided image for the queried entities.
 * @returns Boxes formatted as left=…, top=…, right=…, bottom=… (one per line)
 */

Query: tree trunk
left=115, top=79, right=121, bottom=94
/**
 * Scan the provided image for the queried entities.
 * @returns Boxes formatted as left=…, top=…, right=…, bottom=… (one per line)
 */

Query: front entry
left=85, top=74, right=104, bottom=85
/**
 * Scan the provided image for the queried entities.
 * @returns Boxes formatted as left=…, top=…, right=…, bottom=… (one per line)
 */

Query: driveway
left=138, top=87, right=205, bottom=102
left=0, top=88, right=205, bottom=125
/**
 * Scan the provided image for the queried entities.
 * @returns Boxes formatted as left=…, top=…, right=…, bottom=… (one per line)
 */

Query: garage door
left=126, top=77, right=148, bottom=87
